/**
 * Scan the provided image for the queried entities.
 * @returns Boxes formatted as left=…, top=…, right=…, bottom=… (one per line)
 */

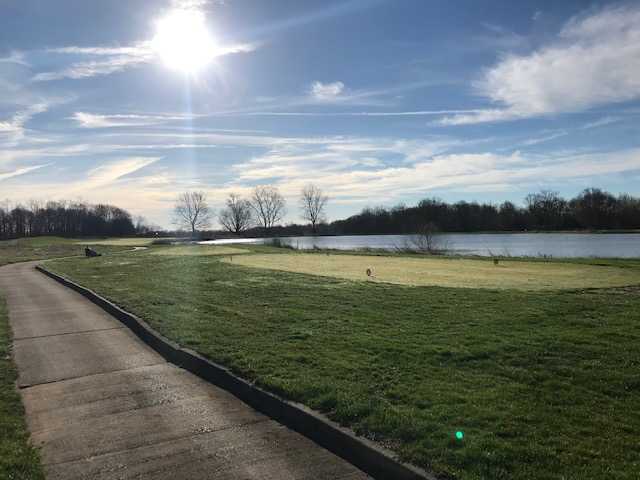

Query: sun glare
left=151, top=8, right=217, bottom=73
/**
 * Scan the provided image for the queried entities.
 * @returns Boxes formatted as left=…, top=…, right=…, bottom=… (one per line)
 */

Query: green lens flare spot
left=455, top=431, right=464, bottom=440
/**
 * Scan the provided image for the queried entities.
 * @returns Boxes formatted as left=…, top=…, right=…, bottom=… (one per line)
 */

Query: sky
left=1, top=0, right=640, bottom=228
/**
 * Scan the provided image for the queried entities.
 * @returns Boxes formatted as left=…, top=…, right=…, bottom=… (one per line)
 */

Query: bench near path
left=0, top=261, right=369, bottom=480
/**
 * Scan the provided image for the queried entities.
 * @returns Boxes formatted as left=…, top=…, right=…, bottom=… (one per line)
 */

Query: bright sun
left=151, top=9, right=217, bottom=73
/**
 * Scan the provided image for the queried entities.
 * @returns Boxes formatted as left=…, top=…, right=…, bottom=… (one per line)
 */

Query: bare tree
left=396, top=222, right=447, bottom=254
left=300, top=184, right=328, bottom=233
left=249, top=185, right=286, bottom=231
left=173, top=191, right=213, bottom=236
left=218, top=193, right=253, bottom=234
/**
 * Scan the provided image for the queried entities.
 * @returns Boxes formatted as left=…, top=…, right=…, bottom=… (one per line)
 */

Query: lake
left=201, top=233, right=640, bottom=258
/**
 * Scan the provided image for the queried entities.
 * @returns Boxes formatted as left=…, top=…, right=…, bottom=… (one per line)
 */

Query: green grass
left=45, top=247, right=640, bottom=480
left=225, top=252, right=640, bottom=290
left=0, top=298, right=45, bottom=480
left=74, top=237, right=165, bottom=247
left=0, top=236, right=132, bottom=266
left=0, top=236, right=83, bottom=266
left=150, top=245, right=249, bottom=256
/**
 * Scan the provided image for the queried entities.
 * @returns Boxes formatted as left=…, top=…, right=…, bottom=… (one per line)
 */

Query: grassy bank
left=44, top=246, right=640, bottom=479
left=0, top=236, right=137, bottom=266
left=0, top=298, right=45, bottom=480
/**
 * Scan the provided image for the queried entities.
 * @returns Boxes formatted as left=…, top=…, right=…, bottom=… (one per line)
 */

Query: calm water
left=202, top=233, right=640, bottom=258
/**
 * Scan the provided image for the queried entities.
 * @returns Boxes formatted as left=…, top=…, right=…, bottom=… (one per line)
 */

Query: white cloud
left=0, top=51, right=29, bottom=66
left=440, top=4, right=640, bottom=125
left=84, top=157, right=160, bottom=188
left=33, top=38, right=257, bottom=82
left=45, top=45, right=151, bottom=56
left=231, top=109, right=482, bottom=117
left=521, top=130, right=568, bottom=146
left=72, top=112, right=198, bottom=128
left=310, top=81, right=345, bottom=101
left=0, top=163, right=51, bottom=182
left=581, top=116, right=621, bottom=129
left=438, top=109, right=517, bottom=125
left=222, top=135, right=640, bottom=210
left=0, top=103, right=49, bottom=145
left=32, top=46, right=154, bottom=82
left=0, top=103, right=48, bottom=133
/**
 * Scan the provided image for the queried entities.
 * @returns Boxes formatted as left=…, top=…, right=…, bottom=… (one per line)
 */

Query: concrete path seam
left=14, top=325, right=124, bottom=341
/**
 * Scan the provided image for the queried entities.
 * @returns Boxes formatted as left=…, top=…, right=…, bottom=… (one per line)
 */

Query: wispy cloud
left=83, top=157, right=160, bottom=189
left=521, top=130, right=568, bottom=146
left=0, top=163, right=51, bottom=182
left=0, top=103, right=48, bottom=133
left=474, top=22, right=529, bottom=51
left=310, top=81, right=345, bottom=101
left=0, top=103, right=50, bottom=144
left=0, top=51, right=29, bottom=66
left=440, top=4, right=640, bottom=125
left=32, top=33, right=257, bottom=82
left=581, top=116, right=622, bottom=129
left=230, top=145, right=640, bottom=208
left=32, top=49, right=153, bottom=82
left=227, top=109, right=482, bottom=117
left=72, top=112, right=200, bottom=128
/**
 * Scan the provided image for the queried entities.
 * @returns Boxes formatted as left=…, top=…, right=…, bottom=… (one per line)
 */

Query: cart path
left=0, top=261, right=369, bottom=480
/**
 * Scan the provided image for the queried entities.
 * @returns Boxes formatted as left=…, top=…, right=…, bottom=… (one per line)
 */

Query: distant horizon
left=2, top=185, right=638, bottom=238
left=1, top=0, right=640, bottom=229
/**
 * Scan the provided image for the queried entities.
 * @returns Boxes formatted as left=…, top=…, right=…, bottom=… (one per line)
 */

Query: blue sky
left=1, top=0, right=639, bottom=227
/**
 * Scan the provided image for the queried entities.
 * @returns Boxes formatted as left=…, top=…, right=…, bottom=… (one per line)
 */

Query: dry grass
left=75, top=237, right=162, bottom=246
left=224, top=253, right=640, bottom=290
left=151, top=245, right=248, bottom=256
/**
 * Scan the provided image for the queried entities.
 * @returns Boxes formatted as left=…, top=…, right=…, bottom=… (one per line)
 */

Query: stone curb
left=36, top=264, right=435, bottom=480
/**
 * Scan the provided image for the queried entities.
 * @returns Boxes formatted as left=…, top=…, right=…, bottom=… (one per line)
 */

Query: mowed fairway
left=45, top=247, right=640, bottom=480
left=225, top=252, right=640, bottom=290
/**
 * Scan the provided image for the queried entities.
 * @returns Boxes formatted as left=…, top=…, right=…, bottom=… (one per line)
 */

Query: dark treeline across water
left=3, top=187, right=640, bottom=241
left=0, top=201, right=140, bottom=239
left=239, top=188, right=640, bottom=237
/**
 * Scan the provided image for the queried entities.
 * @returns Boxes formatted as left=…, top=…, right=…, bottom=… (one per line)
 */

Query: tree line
left=0, top=200, right=140, bottom=240
left=4, top=186, right=638, bottom=241
left=174, top=186, right=639, bottom=236
left=331, top=188, right=640, bottom=235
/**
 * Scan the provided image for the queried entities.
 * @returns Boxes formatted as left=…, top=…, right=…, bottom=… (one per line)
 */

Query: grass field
left=0, top=236, right=133, bottom=266
left=150, top=245, right=248, bottom=256
left=0, top=298, right=45, bottom=480
left=45, top=245, right=640, bottom=480
left=224, top=252, right=640, bottom=290
left=0, top=236, right=85, bottom=266
left=74, top=237, right=163, bottom=247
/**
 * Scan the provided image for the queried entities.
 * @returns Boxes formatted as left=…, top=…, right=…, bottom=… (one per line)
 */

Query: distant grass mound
left=225, top=253, right=640, bottom=290
left=0, top=236, right=84, bottom=266
left=75, top=237, right=162, bottom=247
left=151, top=245, right=248, bottom=256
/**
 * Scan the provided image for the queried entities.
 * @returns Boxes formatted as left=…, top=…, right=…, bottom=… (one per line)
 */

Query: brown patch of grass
left=225, top=253, right=640, bottom=290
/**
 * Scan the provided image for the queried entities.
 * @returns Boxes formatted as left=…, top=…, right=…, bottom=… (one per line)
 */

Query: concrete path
left=0, top=262, right=369, bottom=480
